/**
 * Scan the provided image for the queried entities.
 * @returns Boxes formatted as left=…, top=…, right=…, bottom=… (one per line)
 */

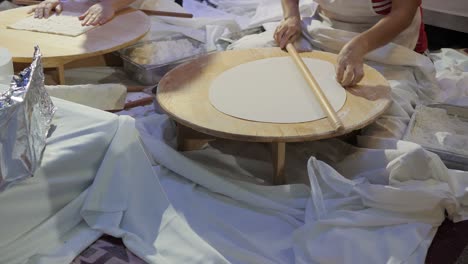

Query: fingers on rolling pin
left=285, top=43, right=344, bottom=131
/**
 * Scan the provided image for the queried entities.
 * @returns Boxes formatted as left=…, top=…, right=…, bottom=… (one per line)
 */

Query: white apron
left=314, top=0, right=421, bottom=50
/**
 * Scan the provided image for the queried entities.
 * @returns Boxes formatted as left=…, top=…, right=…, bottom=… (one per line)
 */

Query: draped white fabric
left=1, top=1, right=467, bottom=263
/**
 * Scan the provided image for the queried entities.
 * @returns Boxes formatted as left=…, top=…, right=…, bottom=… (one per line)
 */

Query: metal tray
left=403, top=103, right=468, bottom=171
left=120, top=35, right=207, bottom=85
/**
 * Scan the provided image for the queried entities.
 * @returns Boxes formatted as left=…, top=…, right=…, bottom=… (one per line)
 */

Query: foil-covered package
left=0, top=46, right=57, bottom=191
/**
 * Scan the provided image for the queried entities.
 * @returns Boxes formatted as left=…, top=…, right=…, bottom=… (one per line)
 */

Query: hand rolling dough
left=209, top=57, right=347, bottom=123
left=8, top=11, right=95, bottom=37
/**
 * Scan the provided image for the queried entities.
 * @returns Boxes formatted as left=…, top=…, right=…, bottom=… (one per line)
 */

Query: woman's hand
left=274, top=16, right=302, bottom=49
left=28, top=0, right=62, bottom=19
left=335, top=0, right=420, bottom=87
left=79, top=2, right=115, bottom=26
left=336, top=38, right=368, bottom=87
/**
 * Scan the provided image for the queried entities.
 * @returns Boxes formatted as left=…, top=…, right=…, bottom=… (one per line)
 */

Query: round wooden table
left=0, top=1, right=150, bottom=84
left=157, top=48, right=392, bottom=184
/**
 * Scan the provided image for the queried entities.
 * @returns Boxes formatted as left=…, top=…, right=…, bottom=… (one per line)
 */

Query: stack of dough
left=0, top=48, right=13, bottom=93
left=45, top=84, right=127, bottom=111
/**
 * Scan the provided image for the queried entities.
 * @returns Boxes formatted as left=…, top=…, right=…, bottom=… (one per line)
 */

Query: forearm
left=352, top=1, right=419, bottom=54
left=281, top=0, right=300, bottom=19
left=100, top=0, right=136, bottom=11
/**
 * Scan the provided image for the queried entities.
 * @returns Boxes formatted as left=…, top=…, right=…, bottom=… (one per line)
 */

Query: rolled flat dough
left=209, top=57, right=347, bottom=123
left=8, top=11, right=95, bottom=37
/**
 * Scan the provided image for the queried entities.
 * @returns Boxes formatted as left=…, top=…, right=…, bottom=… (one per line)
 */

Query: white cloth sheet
left=120, top=4, right=468, bottom=263
left=0, top=98, right=119, bottom=264
left=3, top=1, right=468, bottom=264
left=431, top=49, right=468, bottom=106
left=248, top=0, right=316, bottom=28
left=141, top=14, right=241, bottom=52
left=0, top=1, right=17, bottom=11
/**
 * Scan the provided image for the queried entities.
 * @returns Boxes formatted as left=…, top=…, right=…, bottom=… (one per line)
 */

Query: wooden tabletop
left=157, top=48, right=392, bottom=143
left=0, top=1, right=150, bottom=67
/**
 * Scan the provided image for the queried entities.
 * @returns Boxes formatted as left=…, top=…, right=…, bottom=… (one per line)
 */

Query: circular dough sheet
left=209, top=57, right=347, bottom=123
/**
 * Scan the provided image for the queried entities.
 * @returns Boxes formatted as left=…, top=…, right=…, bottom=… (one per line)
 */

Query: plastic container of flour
left=120, top=34, right=208, bottom=85
left=403, top=104, right=468, bottom=171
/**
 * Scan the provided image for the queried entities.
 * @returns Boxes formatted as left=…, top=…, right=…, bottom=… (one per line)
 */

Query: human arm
left=274, top=0, right=302, bottom=49
left=336, top=0, right=419, bottom=86
left=79, top=0, right=136, bottom=26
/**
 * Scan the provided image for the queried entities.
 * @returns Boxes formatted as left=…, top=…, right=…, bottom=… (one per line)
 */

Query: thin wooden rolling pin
left=285, top=43, right=344, bottom=131
left=124, top=96, right=154, bottom=109
left=139, top=9, right=193, bottom=18
left=12, top=0, right=40, bottom=5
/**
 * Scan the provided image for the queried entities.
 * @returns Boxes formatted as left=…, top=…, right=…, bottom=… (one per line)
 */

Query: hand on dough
left=28, top=0, right=63, bottom=19
left=274, top=16, right=302, bottom=49
left=79, top=2, right=115, bottom=26
left=336, top=38, right=366, bottom=87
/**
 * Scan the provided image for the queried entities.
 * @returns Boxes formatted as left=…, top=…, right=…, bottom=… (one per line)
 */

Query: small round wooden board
left=0, top=1, right=150, bottom=83
left=157, top=48, right=392, bottom=184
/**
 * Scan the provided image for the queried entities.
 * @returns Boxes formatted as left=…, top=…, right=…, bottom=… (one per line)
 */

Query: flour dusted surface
left=8, top=11, right=95, bottom=37
left=128, top=38, right=204, bottom=65
left=408, top=105, right=468, bottom=156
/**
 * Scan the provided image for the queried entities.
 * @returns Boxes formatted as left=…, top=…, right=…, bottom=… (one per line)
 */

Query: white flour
left=408, top=105, right=468, bottom=156
left=129, top=38, right=204, bottom=65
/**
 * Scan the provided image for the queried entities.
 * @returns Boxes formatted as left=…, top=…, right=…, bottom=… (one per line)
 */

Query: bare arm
left=337, top=0, right=419, bottom=86
left=349, top=0, right=419, bottom=56
left=274, top=0, right=302, bottom=48
left=281, top=0, right=300, bottom=19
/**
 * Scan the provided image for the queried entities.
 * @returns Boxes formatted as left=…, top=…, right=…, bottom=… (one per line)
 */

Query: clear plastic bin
left=120, top=34, right=207, bottom=85
left=403, top=104, right=468, bottom=171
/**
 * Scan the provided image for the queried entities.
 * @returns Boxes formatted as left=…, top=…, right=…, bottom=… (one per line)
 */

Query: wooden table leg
left=55, top=65, right=65, bottom=85
left=271, top=142, right=286, bottom=185
left=176, top=124, right=188, bottom=151
left=175, top=122, right=288, bottom=184
left=176, top=123, right=215, bottom=151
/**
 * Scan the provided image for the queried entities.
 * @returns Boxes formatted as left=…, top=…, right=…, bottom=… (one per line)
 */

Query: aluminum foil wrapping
left=0, top=46, right=57, bottom=191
